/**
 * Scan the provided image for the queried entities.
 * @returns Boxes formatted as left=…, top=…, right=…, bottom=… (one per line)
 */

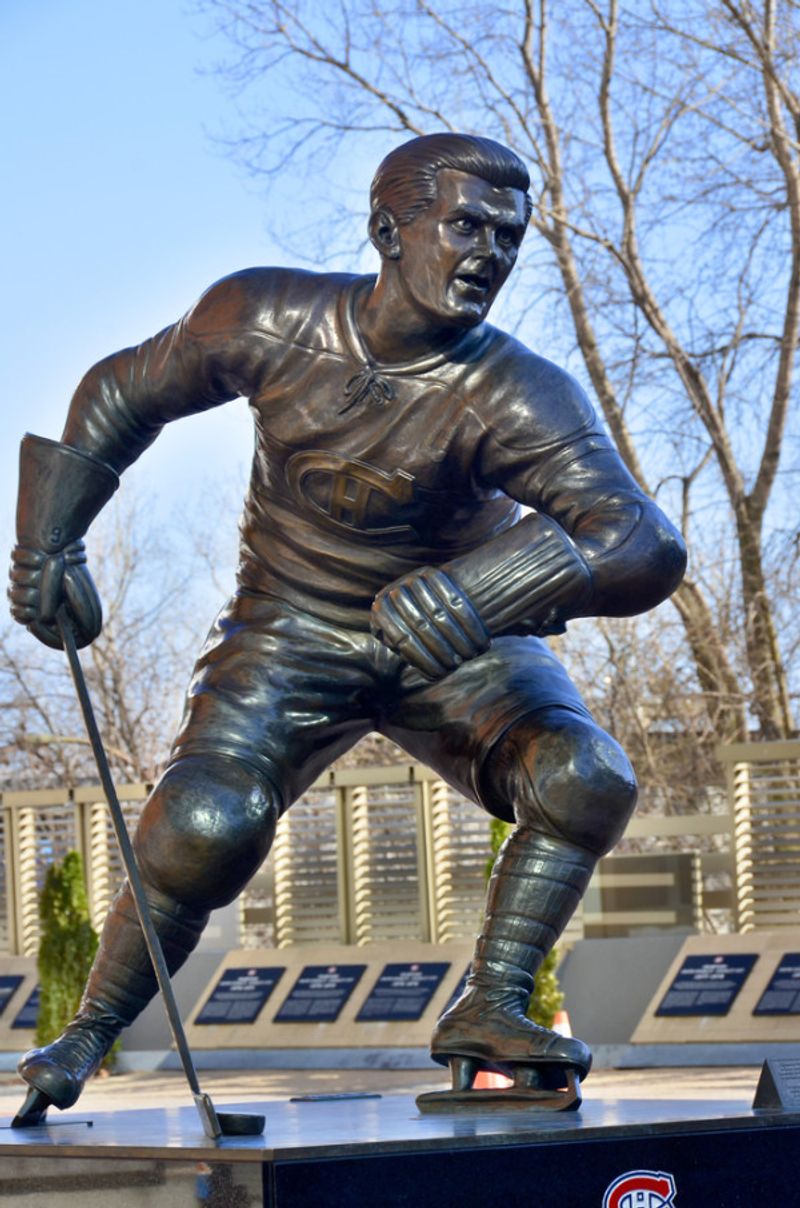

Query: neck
left=356, top=272, right=468, bottom=364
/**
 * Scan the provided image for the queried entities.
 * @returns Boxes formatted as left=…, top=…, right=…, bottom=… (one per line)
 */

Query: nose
left=475, top=227, right=499, bottom=258
left=470, top=226, right=510, bottom=267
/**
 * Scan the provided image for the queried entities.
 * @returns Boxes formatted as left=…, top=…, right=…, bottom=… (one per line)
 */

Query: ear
left=368, top=207, right=402, bottom=260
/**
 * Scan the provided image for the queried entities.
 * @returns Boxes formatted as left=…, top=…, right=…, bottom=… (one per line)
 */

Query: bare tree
left=0, top=493, right=229, bottom=789
left=198, top=0, right=799, bottom=742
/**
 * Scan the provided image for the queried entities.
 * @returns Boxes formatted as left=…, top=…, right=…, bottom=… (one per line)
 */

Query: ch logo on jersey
left=603, top=1170, right=677, bottom=1208
left=286, top=450, right=417, bottom=539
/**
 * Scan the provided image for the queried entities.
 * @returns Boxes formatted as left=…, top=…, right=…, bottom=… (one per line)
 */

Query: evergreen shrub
left=36, top=850, right=99, bottom=1047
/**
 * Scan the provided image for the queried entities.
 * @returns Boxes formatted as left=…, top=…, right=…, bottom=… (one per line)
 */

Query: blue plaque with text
left=0, top=975, right=23, bottom=1019
left=754, top=954, right=800, bottom=1015
left=656, top=953, right=757, bottom=1016
left=356, top=962, right=450, bottom=1022
left=195, top=966, right=284, bottom=1025
left=274, top=964, right=366, bottom=1023
left=11, top=985, right=40, bottom=1029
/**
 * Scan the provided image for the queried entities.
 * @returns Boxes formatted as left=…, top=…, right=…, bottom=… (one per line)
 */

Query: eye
left=497, top=226, right=519, bottom=248
left=452, top=216, right=477, bottom=234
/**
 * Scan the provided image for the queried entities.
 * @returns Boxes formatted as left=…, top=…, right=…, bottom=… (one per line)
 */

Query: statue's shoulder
left=476, top=328, right=598, bottom=439
left=186, top=267, right=357, bottom=335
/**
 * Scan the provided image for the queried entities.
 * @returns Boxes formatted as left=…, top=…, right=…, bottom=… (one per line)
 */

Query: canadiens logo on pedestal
left=603, top=1169, right=677, bottom=1208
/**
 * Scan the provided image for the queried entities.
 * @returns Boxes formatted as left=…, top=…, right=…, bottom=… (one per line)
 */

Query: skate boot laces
left=43, top=1013, right=119, bottom=1072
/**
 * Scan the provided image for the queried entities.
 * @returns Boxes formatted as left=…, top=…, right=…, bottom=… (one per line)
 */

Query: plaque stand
left=753, top=1056, right=800, bottom=1112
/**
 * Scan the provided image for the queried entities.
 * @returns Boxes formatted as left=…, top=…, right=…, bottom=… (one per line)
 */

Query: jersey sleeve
left=60, top=269, right=277, bottom=472
left=447, top=351, right=686, bottom=632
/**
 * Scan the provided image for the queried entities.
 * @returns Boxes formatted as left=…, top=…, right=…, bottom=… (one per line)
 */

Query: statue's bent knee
left=482, top=711, right=638, bottom=857
left=134, top=752, right=281, bottom=910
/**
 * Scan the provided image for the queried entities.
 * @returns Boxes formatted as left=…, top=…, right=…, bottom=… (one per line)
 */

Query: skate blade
left=10, top=1087, right=52, bottom=1128
left=417, top=1068, right=581, bottom=1114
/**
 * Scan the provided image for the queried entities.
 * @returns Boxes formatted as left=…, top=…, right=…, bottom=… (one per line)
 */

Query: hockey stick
left=54, top=607, right=265, bottom=1139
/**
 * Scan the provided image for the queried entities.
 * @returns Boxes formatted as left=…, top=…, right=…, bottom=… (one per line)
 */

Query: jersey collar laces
left=340, top=364, right=396, bottom=414
left=339, top=277, right=478, bottom=415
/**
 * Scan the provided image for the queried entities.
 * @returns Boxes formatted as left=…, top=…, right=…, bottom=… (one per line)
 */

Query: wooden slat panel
left=272, top=788, right=341, bottom=948
left=350, top=783, right=424, bottom=945
left=12, top=802, right=77, bottom=956
left=86, top=798, right=145, bottom=925
left=731, top=743, right=800, bottom=928
left=718, top=740, right=800, bottom=763
left=2, top=753, right=758, bottom=949
left=429, top=782, right=489, bottom=944
left=624, top=814, right=730, bottom=837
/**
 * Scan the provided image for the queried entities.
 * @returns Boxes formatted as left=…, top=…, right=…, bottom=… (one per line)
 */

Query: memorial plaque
left=0, top=975, right=23, bottom=1019
left=753, top=953, right=800, bottom=1015
left=195, top=966, right=284, bottom=1025
left=356, top=962, right=450, bottom=1022
left=11, top=986, right=40, bottom=1030
left=274, top=964, right=366, bottom=1023
left=656, top=953, right=757, bottom=1016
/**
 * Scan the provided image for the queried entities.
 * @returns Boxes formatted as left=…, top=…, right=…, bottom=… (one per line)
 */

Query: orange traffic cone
left=470, top=1010, right=572, bottom=1087
left=552, top=1008, right=572, bottom=1036
left=473, top=1069, right=513, bottom=1089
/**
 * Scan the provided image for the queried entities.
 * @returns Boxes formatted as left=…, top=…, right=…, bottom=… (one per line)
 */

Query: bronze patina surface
left=8, top=134, right=686, bottom=1118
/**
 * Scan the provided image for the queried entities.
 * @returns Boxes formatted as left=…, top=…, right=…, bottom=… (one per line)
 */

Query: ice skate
left=11, top=882, right=206, bottom=1127
left=417, top=827, right=596, bottom=1114
left=12, top=1012, right=121, bottom=1126
left=417, top=980, right=589, bottom=1112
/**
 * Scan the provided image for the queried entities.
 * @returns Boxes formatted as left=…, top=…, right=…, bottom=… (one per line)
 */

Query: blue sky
left=0, top=1, right=540, bottom=578
left=0, top=0, right=382, bottom=574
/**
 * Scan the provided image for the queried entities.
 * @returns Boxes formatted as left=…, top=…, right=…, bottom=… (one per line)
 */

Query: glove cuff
left=445, top=512, right=593, bottom=637
left=16, top=434, right=119, bottom=552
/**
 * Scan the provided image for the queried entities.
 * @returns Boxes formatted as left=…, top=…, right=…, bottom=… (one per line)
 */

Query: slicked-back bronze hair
left=370, top=133, right=533, bottom=226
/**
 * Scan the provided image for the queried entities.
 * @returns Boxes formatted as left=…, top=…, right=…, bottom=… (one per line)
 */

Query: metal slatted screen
left=731, top=747, right=800, bottom=930
left=350, top=782, right=426, bottom=945
left=86, top=797, right=146, bottom=929
left=428, top=780, right=488, bottom=943
left=18, top=801, right=77, bottom=955
left=272, top=787, right=342, bottom=948
left=7, top=754, right=746, bottom=954
left=240, top=856, right=276, bottom=949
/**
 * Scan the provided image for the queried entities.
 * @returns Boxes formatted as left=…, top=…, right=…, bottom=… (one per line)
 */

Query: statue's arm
left=59, top=269, right=270, bottom=470
left=9, top=270, right=267, bottom=648
left=372, top=367, right=686, bottom=679
left=447, top=428, right=687, bottom=636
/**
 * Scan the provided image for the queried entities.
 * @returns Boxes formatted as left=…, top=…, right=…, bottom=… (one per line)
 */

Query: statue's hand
left=371, top=567, right=490, bottom=680
left=8, top=539, right=103, bottom=650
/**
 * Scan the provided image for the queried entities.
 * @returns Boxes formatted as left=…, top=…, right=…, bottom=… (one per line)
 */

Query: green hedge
left=36, top=851, right=99, bottom=1047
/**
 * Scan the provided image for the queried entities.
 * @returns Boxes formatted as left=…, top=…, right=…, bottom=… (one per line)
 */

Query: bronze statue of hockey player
left=9, top=133, right=686, bottom=1119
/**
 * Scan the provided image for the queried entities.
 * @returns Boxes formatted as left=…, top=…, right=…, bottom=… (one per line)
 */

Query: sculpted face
left=394, top=169, right=528, bottom=329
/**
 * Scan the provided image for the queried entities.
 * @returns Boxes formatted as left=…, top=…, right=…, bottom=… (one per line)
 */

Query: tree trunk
left=735, top=500, right=795, bottom=738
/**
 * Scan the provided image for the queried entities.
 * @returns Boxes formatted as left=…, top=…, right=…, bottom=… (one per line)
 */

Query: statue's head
left=368, top=133, right=532, bottom=329
left=370, top=133, right=532, bottom=227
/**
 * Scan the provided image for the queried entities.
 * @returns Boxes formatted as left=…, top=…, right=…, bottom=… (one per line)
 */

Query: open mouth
left=456, top=272, right=492, bottom=294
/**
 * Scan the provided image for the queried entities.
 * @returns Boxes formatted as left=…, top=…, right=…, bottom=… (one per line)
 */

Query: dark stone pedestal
left=2, top=1092, right=797, bottom=1206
